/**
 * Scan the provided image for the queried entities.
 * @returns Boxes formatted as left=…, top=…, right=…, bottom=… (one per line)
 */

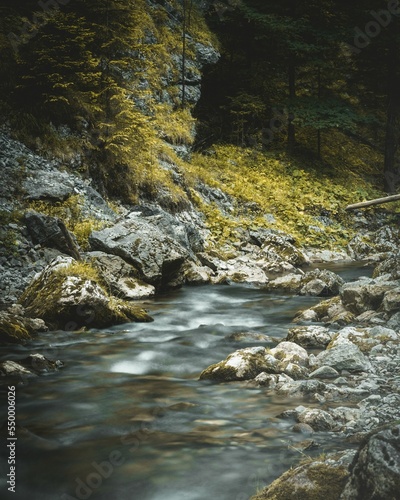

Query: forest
left=1, top=2, right=400, bottom=500
left=1, top=0, right=400, bottom=194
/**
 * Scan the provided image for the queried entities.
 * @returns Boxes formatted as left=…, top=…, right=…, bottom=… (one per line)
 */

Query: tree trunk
left=384, top=31, right=400, bottom=193
left=287, top=62, right=296, bottom=152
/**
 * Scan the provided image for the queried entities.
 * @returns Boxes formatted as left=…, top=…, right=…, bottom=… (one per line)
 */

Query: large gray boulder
left=340, top=278, right=396, bottom=315
left=89, top=212, right=190, bottom=287
left=340, top=425, right=400, bottom=500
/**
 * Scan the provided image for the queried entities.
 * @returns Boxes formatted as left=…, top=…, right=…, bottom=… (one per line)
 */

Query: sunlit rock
left=286, top=325, right=332, bottom=349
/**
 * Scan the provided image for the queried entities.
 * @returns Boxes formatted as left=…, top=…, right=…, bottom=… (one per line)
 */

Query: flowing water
left=0, top=263, right=372, bottom=500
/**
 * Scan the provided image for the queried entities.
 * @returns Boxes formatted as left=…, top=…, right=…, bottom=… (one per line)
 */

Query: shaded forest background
left=0, top=0, right=400, bottom=198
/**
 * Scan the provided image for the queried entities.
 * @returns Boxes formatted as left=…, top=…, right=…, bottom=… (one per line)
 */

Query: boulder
left=294, top=296, right=355, bottom=325
left=24, top=210, right=81, bottom=260
left=340, top=278, right=397, bottom=315
left=251, top=455, right=349, bottom=500
left=267, top=269, right=344, bottom=296
left=0, top=309, right=47, bottom=344
left=19, top=257, right=153, bottom=329
left=200, top=342, right=310, bottom=382
left=314, top=342, right=372, bottom=373
left=23, top=170, right=75, bottom=201
left=286, top=326, right=332, bottom=349
left=297, top=408, right=336, bottom=431
left=199, top=347, right=278, bottom=382
left=89, top=214, right=189, bottom=287
left=340, top=425, right=400, bottom=500
left=86, top=252, right=155, bottom=300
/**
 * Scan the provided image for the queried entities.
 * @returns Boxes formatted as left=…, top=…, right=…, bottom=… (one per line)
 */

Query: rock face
left=89, top=209, right=193, bottom=288
left=19, top=257, right=152, bottom=330
left=340, top=425, right=400, bottom=500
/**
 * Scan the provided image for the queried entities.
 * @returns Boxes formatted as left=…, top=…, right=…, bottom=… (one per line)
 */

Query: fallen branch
left=345, top=193, right=400, bottom=210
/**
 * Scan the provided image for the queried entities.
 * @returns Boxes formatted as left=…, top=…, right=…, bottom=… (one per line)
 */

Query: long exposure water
left=0, top=263, right=372, bottom=500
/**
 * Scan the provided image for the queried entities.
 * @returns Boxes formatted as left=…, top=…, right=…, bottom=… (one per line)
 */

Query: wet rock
left=286, top=325, right=332, bottom=349
left=340, top=425, right=400, bottom=500
left=19, top=257, right=153, bottom=329
left=252, top=454, right=350, bottom=500
left=0, top=360, right=36, bottom=379
left=0, top=309, right=47, bottom=344
left=199, top=347, right=278, bottom=382
left=21, top=354, right=63, bottom=374
left=292, top=422, right=314, bottom=434
left=294, top=296, right=355, bottom=325
left=225, top=332, right=273, bottom=343
left=276, top=379, right=327, bottom=398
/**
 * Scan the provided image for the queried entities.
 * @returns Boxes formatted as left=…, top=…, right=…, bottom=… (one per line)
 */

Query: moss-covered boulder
left=294, top=296, right=355, bottom=325
left=19, top=257, right=153, bottom=330
left=0, top=307, right=47, bottom=344
left=200, top=347, right=279, bottom=382
left=251, top=457, right=349, bottom=500
left=200, top=342, right=310, bottom=382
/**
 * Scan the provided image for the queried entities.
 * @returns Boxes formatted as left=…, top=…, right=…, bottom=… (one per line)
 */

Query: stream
left=0, top=263, right=372, bottom=500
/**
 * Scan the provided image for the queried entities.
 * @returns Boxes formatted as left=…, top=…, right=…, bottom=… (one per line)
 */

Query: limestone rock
left=86, top=252, right=155, bottom=300
left=286, top=325, right=332, bottom=349
left=199, top=347, right=277, bottom=382
left=314, top=342, right=371, bottom=373
left=89, top=213, right=189, bottom=287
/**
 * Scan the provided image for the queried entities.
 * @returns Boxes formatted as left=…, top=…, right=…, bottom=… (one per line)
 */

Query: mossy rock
left=0, top=314, right=32, bottom=344
left=0, top=309, right=47, bottom=344
left=251, top=460, right=349, bottom=500
left=19, top=257, right=153, bottom=330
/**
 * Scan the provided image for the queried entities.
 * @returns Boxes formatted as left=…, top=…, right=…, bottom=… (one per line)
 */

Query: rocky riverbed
left=1, top=128, right=400, bottom=498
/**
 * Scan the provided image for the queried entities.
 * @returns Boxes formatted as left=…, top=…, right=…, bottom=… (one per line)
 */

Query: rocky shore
left=1, top=129, right=400, bottom=498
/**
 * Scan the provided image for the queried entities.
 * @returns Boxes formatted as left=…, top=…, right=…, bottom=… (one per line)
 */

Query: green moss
left=19, top=260, right=153, bottom=330
left=251, top=461, right=349, bottom=500
left=0, top=316, right=32, bottom=344
left=29, top=196, right=108, bottom=250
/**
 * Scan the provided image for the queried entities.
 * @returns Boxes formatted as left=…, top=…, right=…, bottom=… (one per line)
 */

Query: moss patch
left=251, top=461, right=349, bottom=500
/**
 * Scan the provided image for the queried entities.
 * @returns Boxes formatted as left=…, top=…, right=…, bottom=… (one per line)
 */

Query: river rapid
left=0, top=263, right=371, bottom=500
